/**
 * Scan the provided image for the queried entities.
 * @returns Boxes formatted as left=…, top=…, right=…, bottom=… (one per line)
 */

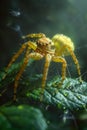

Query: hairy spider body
left=3, top=33, right=82, bottom=101
left=52, top=34, right=75, bottom=56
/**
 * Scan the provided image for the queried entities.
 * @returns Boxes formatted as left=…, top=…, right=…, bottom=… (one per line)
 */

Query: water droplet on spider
left=9, top=9, right=21, bottom=17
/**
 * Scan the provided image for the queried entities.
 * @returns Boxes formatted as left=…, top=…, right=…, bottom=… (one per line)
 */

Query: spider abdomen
left=52, top=34, right=75, bottom=56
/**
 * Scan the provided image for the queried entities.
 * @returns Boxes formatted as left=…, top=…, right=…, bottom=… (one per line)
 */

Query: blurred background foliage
left=0, top=0, right=87, bottom=82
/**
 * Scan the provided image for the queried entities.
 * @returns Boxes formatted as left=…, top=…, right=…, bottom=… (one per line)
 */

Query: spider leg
left=3, top=43, right=27, bottom=79
left=42, top=54, right=52, bottom=89
left=13, top=52, right=43, bottom=101
left=66, top=46, right=82, bottom=82
left=52, top=56, right=67, bottom=85
left=40, top=54, right=52, bottom=100
left=22, top=33, right=45, bottom=39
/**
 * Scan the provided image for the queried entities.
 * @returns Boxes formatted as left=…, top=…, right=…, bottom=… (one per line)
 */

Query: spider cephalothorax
left=36, top=37, right=55, bottom=55
left=3, top=33, right=82, bottom=101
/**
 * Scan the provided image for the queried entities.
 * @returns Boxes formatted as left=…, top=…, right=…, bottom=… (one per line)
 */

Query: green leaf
left=0, top=105, right=47, bottom=130
left=0, top=59, right=34, bottom=88
left=0, top=62, right=22, bottom=88
left=0, top=114, right=11, bottom=130
left=0, top=62, right=87, bottom=111
left=28, top=77, right=87, bottom=110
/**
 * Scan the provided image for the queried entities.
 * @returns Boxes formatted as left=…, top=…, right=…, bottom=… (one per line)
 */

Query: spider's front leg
left=22, top=33, right=45, bottom=39
left=41, top=54, right=52, bottom=100
left=52, top=56, right=67, bottom=86
left=3, top=43, right=27, bottom=79
left=40, top=54, right=52, bottom=101
left=13, top=52, right=43, bottom=101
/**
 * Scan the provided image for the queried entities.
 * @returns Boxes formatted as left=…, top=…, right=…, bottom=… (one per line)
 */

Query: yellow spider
left=3, top=33, right=82, bottom=101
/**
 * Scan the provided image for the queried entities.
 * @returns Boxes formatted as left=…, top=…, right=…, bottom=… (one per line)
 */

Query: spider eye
left=49, top=41, right=51, bottom=44
left=51, top=45, right=55, bottom=49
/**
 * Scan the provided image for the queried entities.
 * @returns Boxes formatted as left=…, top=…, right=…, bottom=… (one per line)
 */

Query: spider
left=3, top=33, right=82, bottom=101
